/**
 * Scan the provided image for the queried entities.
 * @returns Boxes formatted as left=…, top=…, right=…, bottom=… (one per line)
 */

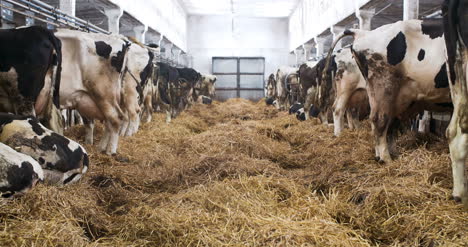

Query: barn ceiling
left=179, top=0, right=301, bottom=17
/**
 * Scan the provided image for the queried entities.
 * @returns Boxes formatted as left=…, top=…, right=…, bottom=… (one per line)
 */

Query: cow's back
left=352, top=19, right=449, bottom=100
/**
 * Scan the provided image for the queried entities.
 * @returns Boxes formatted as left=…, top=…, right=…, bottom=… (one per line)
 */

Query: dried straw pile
left=1, top=98, right=466, bottom=246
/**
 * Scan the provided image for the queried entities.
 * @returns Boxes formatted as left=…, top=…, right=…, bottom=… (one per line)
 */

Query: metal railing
left=1, top=0, right=110, bottom=33
left=0, top=0, right=190, bottom=68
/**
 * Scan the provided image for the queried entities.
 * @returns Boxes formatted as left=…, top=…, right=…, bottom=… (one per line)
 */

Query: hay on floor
left=1, top=98, right=467, bottom=246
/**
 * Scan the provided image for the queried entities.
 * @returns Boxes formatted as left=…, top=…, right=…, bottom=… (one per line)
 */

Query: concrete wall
left=187, top=15, right=293, bottom=76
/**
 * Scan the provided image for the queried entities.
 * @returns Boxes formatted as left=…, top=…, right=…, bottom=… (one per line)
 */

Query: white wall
left=187, top=15, right=293, bottom=76
left=289, top=0, right=372, bottom=51
left=109, top=0, right=187, bottom=51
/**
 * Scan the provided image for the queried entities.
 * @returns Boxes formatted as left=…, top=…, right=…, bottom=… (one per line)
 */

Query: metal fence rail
left=1, top=0, right=109, bottom=33
left=0, top=0, right=189, bottom=68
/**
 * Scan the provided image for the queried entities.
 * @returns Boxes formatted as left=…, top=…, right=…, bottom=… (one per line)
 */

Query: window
left=212, top=57, right=265, bottom=101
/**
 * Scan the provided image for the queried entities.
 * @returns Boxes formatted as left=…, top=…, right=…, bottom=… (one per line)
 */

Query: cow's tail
left=49, top=32, right=62, bottom=110
left=45, top=31, right=64, bottom=134
left=317, top=29, right=358, bottom=109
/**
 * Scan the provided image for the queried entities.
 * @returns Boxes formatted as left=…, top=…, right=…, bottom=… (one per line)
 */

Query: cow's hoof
left=114, top=155, right=130, bottom=163
left=378, top=159, right=386, bottom=164
left=450, top=195, right=462, bottom=203
left=374, top=156, right=380, bottom=162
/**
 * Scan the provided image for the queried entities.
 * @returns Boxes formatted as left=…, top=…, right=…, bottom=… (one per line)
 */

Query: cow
left=119, top=40, right=155, bottom=136
left=325, top=19, right=452, bottom=163
left=443, top=0, right=468, bottom=203
left=275, top=67, right=299, bottom=110
left=177, top=67, right=201, bottom=110
left=289, top=102, right=325, bottom=121
left=55, top=29, right=130, bottom=155
left=154, top=62, right=182, bottom=123
left=289, top=102, right=306, bottom=121
left=195, top=74, right=216, bottom=102
left=0, top=26, right=63, bottom=134
left=0, top=113, right=89, bottom=185
left=320, top=48, right=369, bottom=135
left=265, top=73, right=276, bottom=99
left=297, top=58, right=337, bottom=123
left=0, top=142, right=44, bottom=198
left=140, top=45, right=160, bottom=123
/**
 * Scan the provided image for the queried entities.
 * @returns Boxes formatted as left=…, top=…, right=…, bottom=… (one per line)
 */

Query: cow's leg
left=333, top=92, right=352, bottom=135
left=119, top=109, right=130, bottom=136
left=371, top=110, right=393, bottom=163
left=83, top=118, right=94, bottom=145
left=446, top=54, right=468, bottom=202
left=70, top=109, right=75, bottom=127
left=99, top=118, right=120, bottom=155
left=447, top=110, right=468, bottom=202
left=387, top=118, right=400, bottom=157
left=74, top=110, right=83, bottom=125
left=346, top=110, right=355, bottom=130
left=61, top=109, right=68, bottom=130
left=418, top=111, right=431, bottom=133
left=166, top=110, right=172, bottom=123
left=126, top=109, right=140, bottom=136
left=350, top=108, right=361, bottom=130
left=141, top=95, right=153, bottom=123
left=319, top=111, right=328, bottom=124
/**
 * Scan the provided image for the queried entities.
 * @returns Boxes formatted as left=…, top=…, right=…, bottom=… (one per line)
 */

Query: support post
left=330, top=25, right=345, bottom=49
left=104, top=8, right=123, bottom=34
left=59, top=0, right=76, bottom=16
left=403, top=0, right=419, bottom=20
left=133, top=25, right=148, bottom=43
left=356, top=8, right=375, bottom=31
left=314, top=36, right=327, bottom=60
left=302, top=43, right=314, bottom=62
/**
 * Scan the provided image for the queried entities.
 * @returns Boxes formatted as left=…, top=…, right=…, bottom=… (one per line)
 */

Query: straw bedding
left=1, top=98, right=467, bottom=246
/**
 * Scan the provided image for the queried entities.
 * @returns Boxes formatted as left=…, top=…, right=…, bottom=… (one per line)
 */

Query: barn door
left=212, top=57, right=265, bottom=101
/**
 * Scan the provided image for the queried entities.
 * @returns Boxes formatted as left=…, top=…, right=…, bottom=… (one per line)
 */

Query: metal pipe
left=424, top=10, right=442, bottom=19
left=7, top=0, right=109, bottom=34
left=28, top=0, right=102, bottom=29
left=0, top=3, right=59, bottom=27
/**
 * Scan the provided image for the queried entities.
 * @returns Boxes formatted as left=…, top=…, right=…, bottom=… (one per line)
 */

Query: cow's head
left=309, top=104, right=321, bottom=118
left=201, top=74, right=217, bottom=98
left=289, top=102, right=306, bottom=121
left=265, top=97, right=275, bottom=105
left=265, top=73, right=276, bottom=98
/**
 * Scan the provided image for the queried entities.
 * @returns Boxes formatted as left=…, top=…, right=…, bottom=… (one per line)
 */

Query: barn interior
left=0, top=0, right=467, bottom=246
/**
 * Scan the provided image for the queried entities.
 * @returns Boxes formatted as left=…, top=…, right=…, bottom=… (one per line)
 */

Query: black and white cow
left=199, top=74, right=217, bottom=99
left=56, top=29, right=130, bottom=154
left=289, top=102, right=323, bottom=121
left=320, top=48, right=369, bottom=134
left=326, top=19, right=451, bottom=163
left=297, top=59, right=335, bottom=123
left=443, top=0, right=468, bottom=202
left=177, top=67, right=201, bottom=110
left=120, top=40, right=155, bottom=135
left=155, top=62, right=182, bottom=123
left=0, top=142, right=43, bottom=198
left=0, top=113, right=88, bottom=185
left=275, top=67, right=299, bottom=110
left=0, top=26, right=63, bottom=133
left=289, top=102, right=306, bottom=121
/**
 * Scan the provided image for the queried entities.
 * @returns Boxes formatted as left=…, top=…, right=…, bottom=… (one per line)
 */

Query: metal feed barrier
left=0, top=0, right=188, bottom=68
